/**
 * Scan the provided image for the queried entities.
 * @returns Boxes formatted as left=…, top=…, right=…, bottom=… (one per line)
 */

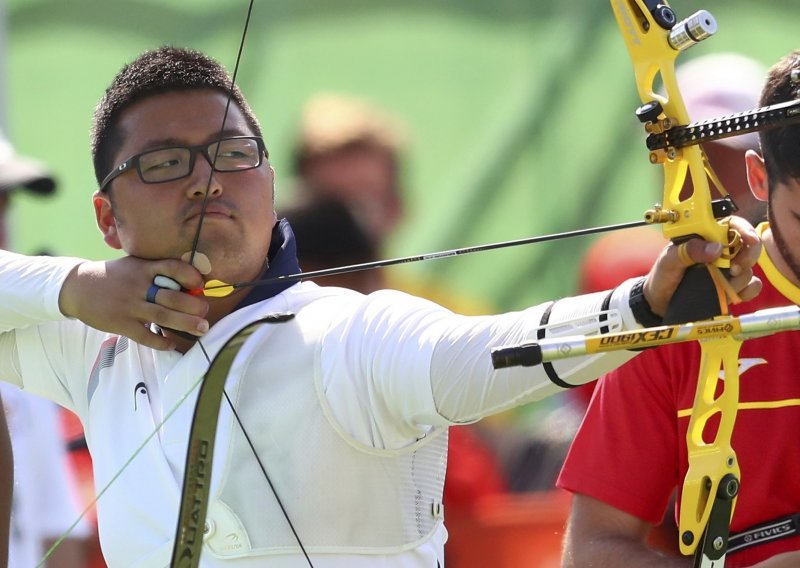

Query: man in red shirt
left=558, top=50, right=800, bottom=567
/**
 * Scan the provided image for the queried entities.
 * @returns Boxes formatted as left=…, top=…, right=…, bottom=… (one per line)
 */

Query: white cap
left=0, top=129, right=55, bottom=195
left=676, top=53, right=767, bottom=150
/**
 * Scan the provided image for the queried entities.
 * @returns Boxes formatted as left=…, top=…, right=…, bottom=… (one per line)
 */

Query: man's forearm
left=562, top=534, right=691, bottom=568
left=0, top=251, right=82, bottom=331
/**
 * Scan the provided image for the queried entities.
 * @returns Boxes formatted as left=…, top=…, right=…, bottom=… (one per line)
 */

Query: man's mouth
left=186, top=205, right=233, bottom=221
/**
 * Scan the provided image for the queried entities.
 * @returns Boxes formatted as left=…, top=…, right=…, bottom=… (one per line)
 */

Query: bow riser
left=610, top=0, right=743, bottom=562
left=681, top=336, right=742, bottom=558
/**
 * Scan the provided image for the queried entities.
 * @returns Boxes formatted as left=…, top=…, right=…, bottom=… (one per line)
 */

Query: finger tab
left=154, top=275, right=181, bottom=290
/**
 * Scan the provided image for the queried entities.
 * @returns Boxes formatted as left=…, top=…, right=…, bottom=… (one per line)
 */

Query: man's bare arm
left=562, top=494, right=689, bottom=568
left=564, top=494, right=800, bottom=567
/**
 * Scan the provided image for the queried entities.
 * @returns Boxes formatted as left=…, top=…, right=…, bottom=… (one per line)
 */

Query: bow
left=610, top=1, right=742, bottom=564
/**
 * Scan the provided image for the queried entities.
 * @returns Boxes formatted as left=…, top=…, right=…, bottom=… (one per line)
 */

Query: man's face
left=94, top=89, right=277, bottom=286
left=768, top=175, right=800, bottom=283
left=302, top=147, right=401, bottom=241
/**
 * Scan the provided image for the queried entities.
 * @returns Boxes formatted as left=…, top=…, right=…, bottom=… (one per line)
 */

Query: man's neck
left=762, top=225, right=800, bottom=288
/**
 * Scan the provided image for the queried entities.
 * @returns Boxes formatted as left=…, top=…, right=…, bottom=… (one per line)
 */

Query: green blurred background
left=4, top=0, right=796, bottom=311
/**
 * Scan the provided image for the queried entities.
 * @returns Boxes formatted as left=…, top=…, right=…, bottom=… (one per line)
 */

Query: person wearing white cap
left=0, top=131, right=55, bottom=195
left=0, top=129, right=55, bottom=253
left=677, top=53, right=768, bottom=224
left=0, top=132, right=90, bottom=567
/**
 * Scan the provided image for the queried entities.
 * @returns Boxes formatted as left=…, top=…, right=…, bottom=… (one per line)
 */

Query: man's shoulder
left=283, top=281, right=438, bottom=312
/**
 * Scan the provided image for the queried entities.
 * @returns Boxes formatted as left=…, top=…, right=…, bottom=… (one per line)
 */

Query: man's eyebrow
left=136, top=137, right=184, bottom=150
left=135, top=130, right=252, bottom=151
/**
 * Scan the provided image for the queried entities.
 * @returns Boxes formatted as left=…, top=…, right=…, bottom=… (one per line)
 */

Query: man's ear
left=745, top=150, right=769, bottom=202
left=93, top=191, right=122, bottom=250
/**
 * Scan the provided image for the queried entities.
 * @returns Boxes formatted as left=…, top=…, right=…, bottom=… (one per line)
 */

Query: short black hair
left=758, top=49, right=800, bottom=188
left=90, top=45, right=262, bottom=188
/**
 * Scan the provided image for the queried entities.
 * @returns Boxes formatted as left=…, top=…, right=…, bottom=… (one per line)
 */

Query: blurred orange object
left=60, top=408, right=107, bottom=568
left=445, top=490, right=570, bottom=568
left=444, top=426, right=507, bottom=513
left=578, top=227, right=666, bottom=295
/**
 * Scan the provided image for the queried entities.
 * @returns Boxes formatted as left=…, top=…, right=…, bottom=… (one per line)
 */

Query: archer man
left=0, top=46, right=760, bottom=566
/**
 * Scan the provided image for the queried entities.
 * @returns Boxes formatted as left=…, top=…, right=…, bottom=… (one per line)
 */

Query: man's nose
left=187, top=153, right=223, bottom=198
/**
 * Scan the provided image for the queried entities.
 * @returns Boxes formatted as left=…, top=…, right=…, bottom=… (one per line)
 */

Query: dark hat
left=0, top=132, right=56, bottom=195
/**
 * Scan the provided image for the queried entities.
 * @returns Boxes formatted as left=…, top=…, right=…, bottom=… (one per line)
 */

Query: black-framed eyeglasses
left=99, top=135, right=268, bottom=192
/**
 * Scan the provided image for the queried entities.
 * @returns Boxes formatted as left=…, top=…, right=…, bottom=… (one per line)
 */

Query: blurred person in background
left=0, top=132, right=91, bottom=567
left=291, top=93, right=405, bottom=243
left=676, top=53, right=768, bottom=225
left=288, top=94, right=509, bottom=563
left=290, top=93, right=489, bottom=312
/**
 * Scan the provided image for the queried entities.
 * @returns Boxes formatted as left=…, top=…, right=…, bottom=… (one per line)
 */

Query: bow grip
left=663, top=212, right=740, bottom=326
left=663, top=263, right=727, bottom=325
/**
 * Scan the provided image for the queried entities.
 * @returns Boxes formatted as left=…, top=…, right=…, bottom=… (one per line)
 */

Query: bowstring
left=171, top=0, right=314, bottom=563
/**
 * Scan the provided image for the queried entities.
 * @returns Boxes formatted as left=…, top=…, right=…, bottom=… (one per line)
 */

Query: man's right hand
left=643, top=216, right=762, bottom=319
left=58, top=257, right=209, bottom=351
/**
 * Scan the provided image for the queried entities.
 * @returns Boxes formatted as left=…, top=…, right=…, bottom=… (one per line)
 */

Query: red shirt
left=558, top=248, right=800, bottom=566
